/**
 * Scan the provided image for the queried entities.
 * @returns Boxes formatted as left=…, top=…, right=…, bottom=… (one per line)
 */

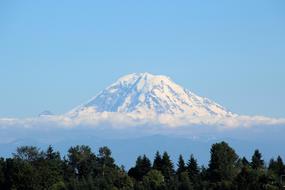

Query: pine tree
left=251, top=149, right=264, bottom=170
left=177, top=155, right=186, bottom=174
left=153, top=151, right=163, bottom=171
left=0, top=158, right=4, bottom=189
left=178, top=172, right=193, bottom=190
left=161, top=152, right=175, bottom=182
left=128, top=155, right=151, bottom=181
left=269, top=156, right=285, bottom=177
left=208, top=141, right=239, bottom=183
left=187, top=154, right=199, bottom=181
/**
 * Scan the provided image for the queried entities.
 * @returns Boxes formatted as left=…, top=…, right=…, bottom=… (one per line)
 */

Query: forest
left=0, top=141, right=284, bottom=190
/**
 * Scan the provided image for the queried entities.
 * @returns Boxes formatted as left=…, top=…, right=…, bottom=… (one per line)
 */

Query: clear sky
left=0, top=0, right=284, bottom=118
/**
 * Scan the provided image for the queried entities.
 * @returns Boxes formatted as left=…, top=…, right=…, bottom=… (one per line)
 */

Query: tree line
left=0, top=141, right=284, bottom=190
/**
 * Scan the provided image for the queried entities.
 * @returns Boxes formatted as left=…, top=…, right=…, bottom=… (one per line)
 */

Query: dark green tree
left=208, top=141, right=239, bottom=189
left=251, top=149, right=264, bottom=170
left=187, top=154, right=199, bottom=181
left=177, top=154, right=186, bottom=174
left=142, top=170, right=165, bottom=190
left=269, top=156, right=284, bottom=177
left=97, top=146, right=115, bottom=177
left=161, top=152, right=175, bottom=182
left=0, top=158, right=4, bottom=189
left=153, top=151, right=163, bottom=171
left=187, top=154, right=200, bottom=189
left=178, top=171, right=193, bottom=190
left=13, top=146, right=43, bottom=162
left=36, top=146, right=64, bottom=189
left=67, top=145, right=96, bottom=179
left=129, top=155, right=151, bottom=181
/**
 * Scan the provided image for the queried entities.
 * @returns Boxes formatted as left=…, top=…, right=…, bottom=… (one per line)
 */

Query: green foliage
left=251, top=149, right=264, bottom=170
left=129, top=155, right=151, bottom=181
left=269, top=156, right=285, bottom=177
left=142, top=170, right=165, bottom=190
left=153, top=151, right=163, bottom=171
left=177, top=155, right=186, bottom=175
left=67, top=145, right=96, bottom=179
left=0, top=142, right=283, bottom=190
left=0, top=158, right=4, bottom=188
left=187, top=154, right=200, bottom=182
left=208, top=141, right=239, bottom=183
left=178, top=171, right=193, bottom=190
left=161, top=152, right=175, bottom=182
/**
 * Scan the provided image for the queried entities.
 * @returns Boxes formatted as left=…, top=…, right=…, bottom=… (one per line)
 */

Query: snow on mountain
left=0, top=73, right=285, bottom=128
left=66, top=73, right=237, bottom=126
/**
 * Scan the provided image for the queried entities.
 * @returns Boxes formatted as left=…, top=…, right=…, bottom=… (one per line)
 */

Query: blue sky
left=0, top=0, right=284, bottom=118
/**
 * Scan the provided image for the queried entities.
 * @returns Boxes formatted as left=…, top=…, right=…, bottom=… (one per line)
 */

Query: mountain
left=67, top=73, right=235, bottom=121
left=38, top=110, right=54, bottom=117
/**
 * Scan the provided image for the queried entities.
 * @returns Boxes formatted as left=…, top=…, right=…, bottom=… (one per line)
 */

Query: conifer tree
left=177, top=155, right=186, bottom=174
left=153, top=151, right=163, bottom=171
left=251, top=149, right=264, bottom=170
left=161, top=152, right=175, bottom=182
left=208, top=141, right=239, bottom=183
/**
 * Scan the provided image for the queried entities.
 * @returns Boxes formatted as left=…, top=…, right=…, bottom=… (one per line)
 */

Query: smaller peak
left=38, top=110, right=53, bottom=117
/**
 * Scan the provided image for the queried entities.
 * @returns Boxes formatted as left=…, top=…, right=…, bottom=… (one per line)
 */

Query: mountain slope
left=68, top=73, right=235, bottom=120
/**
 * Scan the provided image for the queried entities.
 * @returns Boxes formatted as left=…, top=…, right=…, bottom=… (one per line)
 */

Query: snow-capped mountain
left=68, top=73, right=235, bottom=120
left=1, top=73, right=284, bottom=128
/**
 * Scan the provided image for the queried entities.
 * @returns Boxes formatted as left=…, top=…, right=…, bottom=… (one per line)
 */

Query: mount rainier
left=69, top=73, right=233, bottom=116
left=0, top=73, right=284, bottom=128
left=62, top=73, right=284, bottom=128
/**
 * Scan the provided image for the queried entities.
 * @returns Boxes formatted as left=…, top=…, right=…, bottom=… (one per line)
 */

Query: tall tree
left=128, top=155, right=151, bottom=181
left=97, top=146, right=115, bottom=177
left=208, top=141, right=239, bottom=183
left=269, top=156, right=285, bottom=177
left=187, top=154, right=200, bottom=182
left=177, top=155, right=186, bottom=175
left=0, top=158, right=4, bottom=189
left=142, top=170, right=165, bottom=190
left=178, top=171, right=193, bottom=190
left=251, top=149, right=264, bottom=170
left=67, top=145, right=96, bottom=179
left=161, top=152, right=175, bottom=182
left=153, top=151, right=163, bottom=171
left=13, top=146, right=43, bottom=162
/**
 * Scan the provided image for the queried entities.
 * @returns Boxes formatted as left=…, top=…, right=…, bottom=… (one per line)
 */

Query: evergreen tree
left=142, top=170, right=165, bottom=190
left=178, top=171, right=193, bottom=190
left=187, top=154, right=199, bottom=181
left=0, top=158, right=4, bottom=189
left=161, top=152, right=175, bottom=182
left=251, top=149, right=264, bottom=170
left=177, top=155, right=186, bottom=174
left=128, top=155, right=151, bottom=181
left=97, top=146, right=115, bottom=177
left=269, top=156, right=285, bottom=177
left=0, top=142, right=283, bottom=190
left=37, top=146, right=63, bottom=189
left=153, top=151, right=163, bottom=171
left=208, top=141, right=239, bottom=189
left=67, top=145, right=96, bottom=179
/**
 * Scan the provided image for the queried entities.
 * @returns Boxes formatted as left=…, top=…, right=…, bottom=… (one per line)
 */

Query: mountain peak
left=115, top=72, right=171, bottom=87
left=69, top=73, right=234, bottom=119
